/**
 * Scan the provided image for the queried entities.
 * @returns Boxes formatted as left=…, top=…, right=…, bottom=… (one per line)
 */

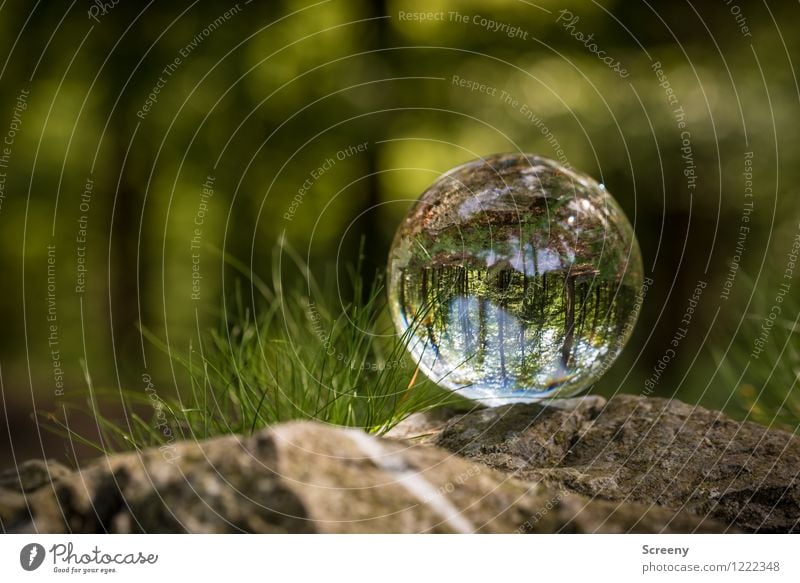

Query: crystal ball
left=387, top=153, right=644, bottom=405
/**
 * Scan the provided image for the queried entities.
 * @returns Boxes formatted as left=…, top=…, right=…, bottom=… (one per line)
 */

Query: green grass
left=42, top=241, right=467, bottom=455
left=714, top=272, right=800, bottom=432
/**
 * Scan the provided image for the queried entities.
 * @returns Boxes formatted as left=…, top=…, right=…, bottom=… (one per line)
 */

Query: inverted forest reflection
left=398, top=262, right=639, bottom=404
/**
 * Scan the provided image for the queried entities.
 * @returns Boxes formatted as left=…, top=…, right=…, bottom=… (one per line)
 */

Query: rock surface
left=431, top=395, right=799, bottom=533
left=0, top=395, right=796, bottom=533
left=0, top=459, right=72, bottom=493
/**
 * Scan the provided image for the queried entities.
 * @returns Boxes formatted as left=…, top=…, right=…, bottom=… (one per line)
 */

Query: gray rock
left=0, top=459, right=72, bottom=493
left=2, top=419, right=723, bottom=533
left=434, top=395, right=800, bottom=532
left=0, top=459, right=73, bottom=531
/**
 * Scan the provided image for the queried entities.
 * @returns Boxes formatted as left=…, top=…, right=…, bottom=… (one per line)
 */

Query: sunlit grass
left=41, top=242, right=468, bottom=455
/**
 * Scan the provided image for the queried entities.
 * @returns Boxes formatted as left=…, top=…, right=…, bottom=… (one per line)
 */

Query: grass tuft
left=41, top=242, right=468, bottom=455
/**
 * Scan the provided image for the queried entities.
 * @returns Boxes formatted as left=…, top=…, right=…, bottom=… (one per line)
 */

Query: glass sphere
left=387, top=153, right=644, bottom=405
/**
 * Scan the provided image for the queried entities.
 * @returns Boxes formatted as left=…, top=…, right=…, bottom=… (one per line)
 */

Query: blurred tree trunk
left=359, top=0, right=389, bottom=290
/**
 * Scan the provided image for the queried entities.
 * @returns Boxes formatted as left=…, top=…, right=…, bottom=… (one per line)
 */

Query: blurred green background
left=1, top=0, right=798, bottom=467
